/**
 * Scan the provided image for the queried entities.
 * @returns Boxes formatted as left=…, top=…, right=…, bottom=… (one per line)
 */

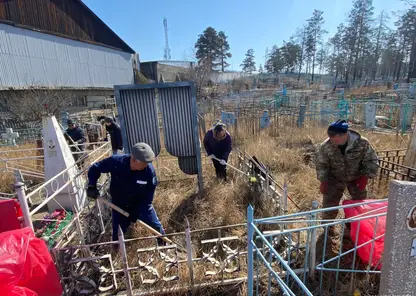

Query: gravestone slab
left=43, top=116, right=86, bottom=213
left=221, top=111, right=236, bottom=127
left=380, top=180, right=416, bottom=295
left=364, top=102, right=376, bottom=128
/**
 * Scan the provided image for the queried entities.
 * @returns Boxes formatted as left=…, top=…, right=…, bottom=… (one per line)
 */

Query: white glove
left=207, top=154, right=215, bottom=159
left=219, top=159, right=227, bottom=165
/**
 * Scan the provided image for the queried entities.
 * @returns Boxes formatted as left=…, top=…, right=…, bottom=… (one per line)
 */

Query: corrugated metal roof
left=0, top=23, right=134, bottom=89
left=0, top=0, right=134, bottom=53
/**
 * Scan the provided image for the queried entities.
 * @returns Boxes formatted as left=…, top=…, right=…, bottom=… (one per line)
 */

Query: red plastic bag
left=0, top=227, right=62, bottom=296
left=342, top=200, right=387, bottom=270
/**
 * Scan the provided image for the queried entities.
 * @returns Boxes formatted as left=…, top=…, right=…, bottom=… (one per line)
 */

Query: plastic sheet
left=342, top=200, right=387, bottom=270
left=0, top=227, right=62, bottom=296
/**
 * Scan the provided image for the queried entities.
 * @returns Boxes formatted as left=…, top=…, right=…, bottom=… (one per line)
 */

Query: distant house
left=0, top=0, right=138, bottom=111
left=140, top=61, right=195, bottom=83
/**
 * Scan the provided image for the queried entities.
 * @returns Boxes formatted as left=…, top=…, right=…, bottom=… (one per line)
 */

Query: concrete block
left=380, top=180, right=416, bottom=295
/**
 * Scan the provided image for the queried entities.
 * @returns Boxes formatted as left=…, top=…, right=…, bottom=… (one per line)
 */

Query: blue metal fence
left=246, top=199, right=388, bottom=295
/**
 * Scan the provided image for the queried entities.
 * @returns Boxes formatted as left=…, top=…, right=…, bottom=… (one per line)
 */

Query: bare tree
left=6, top=88, right=75, bottom=124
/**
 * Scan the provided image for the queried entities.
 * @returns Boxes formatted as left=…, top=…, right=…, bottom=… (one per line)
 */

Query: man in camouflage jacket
left=315, top=120, right=379, bottom=222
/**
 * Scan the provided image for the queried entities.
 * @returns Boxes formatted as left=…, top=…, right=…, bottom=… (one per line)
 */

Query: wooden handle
left=97, top=198, right=176, bottom=246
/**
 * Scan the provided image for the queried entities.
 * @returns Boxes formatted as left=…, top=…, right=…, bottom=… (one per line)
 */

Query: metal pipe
left=185, top=218, right=194, bottom=287
left=15, top=182, right=33, bottom=230
left=247, top=205, right=254, bottom=296
left=119, top=226, right=133, bottom=296
left=309, top=201, right=318, bottom=276
left=256, top=198, right=388, bottom=223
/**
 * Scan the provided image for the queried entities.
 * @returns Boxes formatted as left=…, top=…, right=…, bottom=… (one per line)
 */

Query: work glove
left=320, top=182, right=328, bottom=194
left=207, top=154, right=215, bottom=159
left=356, top=176, right=369, bottom=191
left=87, top=185, right=99, bottom=199
left=219, top=159, right=227, bottom=165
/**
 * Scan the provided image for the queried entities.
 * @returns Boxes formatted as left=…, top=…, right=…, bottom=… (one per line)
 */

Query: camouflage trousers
left=322, top=179, right=367, bottom=221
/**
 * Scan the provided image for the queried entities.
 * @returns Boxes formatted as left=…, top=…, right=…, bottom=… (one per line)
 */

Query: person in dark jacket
left=87, top=142, right=165, bottom=247
left=103, top=117, right=123, bottom=155
left=203, top=122, right=232, bottom=181
left=65, top=119, right=87, bottom=162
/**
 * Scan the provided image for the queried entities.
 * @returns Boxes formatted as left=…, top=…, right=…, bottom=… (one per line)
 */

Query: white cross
left=1, top=128, right=19, bottom=146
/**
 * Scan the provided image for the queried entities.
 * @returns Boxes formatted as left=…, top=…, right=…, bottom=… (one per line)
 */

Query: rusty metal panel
left=116, top=88, right=161, bottom=156
left=159, top=87, right=195, bottom=157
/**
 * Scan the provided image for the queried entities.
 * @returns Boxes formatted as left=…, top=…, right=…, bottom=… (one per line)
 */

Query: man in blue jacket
left=87, top=142, right=165, bottom=247
left=203, top=122, right=232, bottom=181
left=65, top=119, right=87, bottom=163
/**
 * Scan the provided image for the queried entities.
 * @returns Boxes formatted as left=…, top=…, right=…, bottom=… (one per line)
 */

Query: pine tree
left=241, top=49, right=257, bottom=73
left=195, top=28, right=232, bottom=71
left=195, top=27, right=219, bottom=71
left=305, top=10, right=326, bottom=82
left=217, top=31, right=232, bottom=71
left=258, top=64, right=264, bottom=73
left=266, top=45, right=284, bottom=82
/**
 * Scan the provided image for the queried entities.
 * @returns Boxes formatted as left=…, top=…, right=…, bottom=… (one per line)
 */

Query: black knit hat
left=328, top=119, right=348, bottom=134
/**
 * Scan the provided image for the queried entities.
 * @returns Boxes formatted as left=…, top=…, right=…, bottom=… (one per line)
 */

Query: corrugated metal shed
left=0, top=23, right=134, bottom=89
left=0, top=0, right=134, bottom=53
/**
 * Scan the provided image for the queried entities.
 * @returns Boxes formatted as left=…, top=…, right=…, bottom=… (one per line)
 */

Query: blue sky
left=83, top=0, right=408, bottom=71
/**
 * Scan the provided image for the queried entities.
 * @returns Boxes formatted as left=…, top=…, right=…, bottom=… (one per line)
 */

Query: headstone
left=43, top=116, right=86, bottom=212
left=409, top=84, right=415, bottom=97
left=380, top=181, right=416, bottom=295
left=260, top=110, right=271, bottom=129
left=1, top=128, right=19, bottom=146
left=221, top=111, right=236, bottom=127
left=364, top=102, right=376, bottom=129
left=399, top=103, right=413, bottom=131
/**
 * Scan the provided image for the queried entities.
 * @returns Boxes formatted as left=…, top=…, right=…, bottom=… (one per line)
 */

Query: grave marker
left=43, top=116, right=86, bottom=212
left=380, top=181, right=416, bottom=295
left=364, top=102, right=376, bottom=128
left=1, top=128, right=19, bottom=146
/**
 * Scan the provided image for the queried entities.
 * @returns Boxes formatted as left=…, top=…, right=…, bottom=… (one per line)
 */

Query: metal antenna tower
left=163, top=18, right=171, bottom=60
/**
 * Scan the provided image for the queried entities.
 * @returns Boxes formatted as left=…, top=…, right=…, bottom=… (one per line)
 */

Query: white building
left=0, top=0, right=138, bottom=111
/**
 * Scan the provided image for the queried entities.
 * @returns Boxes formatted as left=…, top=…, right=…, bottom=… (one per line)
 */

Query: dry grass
left=0, top=143, right=42, bottom=193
